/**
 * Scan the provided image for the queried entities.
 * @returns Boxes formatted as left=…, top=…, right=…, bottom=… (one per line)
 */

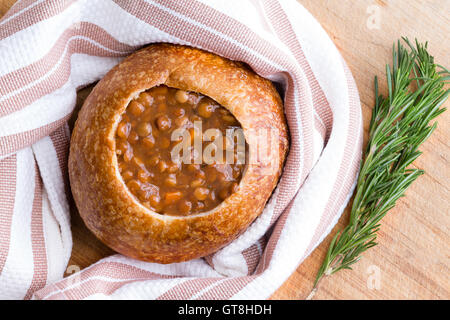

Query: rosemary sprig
left=314, top=38, right=449, bottom=288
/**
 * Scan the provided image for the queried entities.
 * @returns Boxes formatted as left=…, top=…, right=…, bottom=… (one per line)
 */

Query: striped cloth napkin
left=0, top=0, right=362, bottom=300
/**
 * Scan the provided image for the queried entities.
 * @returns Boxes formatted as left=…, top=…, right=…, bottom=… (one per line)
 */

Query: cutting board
left=1, top=0, right=449, bottom=299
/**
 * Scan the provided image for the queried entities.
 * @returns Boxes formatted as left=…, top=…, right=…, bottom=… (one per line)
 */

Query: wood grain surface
left=1, top=0, right=448, bottom=300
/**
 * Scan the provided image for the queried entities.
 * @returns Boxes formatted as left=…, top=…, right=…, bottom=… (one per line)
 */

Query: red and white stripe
left=0, top=0, right=362, bottom=299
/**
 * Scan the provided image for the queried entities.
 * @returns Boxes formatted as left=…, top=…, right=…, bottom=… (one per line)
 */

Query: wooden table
left=1, top=0, right=449, bottom=300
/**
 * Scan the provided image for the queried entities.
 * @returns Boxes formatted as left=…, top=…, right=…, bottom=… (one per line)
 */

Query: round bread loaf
left=69, top=44, right=289, bottom=263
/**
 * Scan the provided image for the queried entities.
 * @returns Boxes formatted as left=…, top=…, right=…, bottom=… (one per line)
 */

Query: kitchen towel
left=0, top=0, right=362, bottom=299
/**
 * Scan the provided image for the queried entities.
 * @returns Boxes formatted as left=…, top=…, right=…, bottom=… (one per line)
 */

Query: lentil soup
left=115, top=85, right=246, bottom=216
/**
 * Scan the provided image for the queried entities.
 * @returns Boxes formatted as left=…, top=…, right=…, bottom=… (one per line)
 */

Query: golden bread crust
left=69, top=44, right=289, bottom=263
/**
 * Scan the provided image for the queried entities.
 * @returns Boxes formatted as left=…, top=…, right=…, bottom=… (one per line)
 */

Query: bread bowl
left=69, top=43, right=289, bottom=263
